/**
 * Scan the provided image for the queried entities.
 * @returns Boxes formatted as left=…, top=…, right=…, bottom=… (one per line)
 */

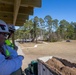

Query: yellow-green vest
left=5, top=39, right=14, bottom=49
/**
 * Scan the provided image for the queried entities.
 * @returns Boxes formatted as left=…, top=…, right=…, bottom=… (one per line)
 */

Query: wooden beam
left=0, top=17, right=28, bottom=26
left=16, top=18, right=28, bottom=25
left=0, top=3, right=33, bottom=15
left=21, top=0, right=41, bottom=7
left=15, top=21, right=27, bottom=26
left=13, top=0, right=21, bottom=25
left=2, top=20, right=26, bottom=26
left=0, top=0, right=42, bottom=7
left=0, top=17, right=13, bottom=21
left=16, top=14, right=29, bottom=26
left=19, top=6, right=33, bottom=15
left=16, top=21, right=26, bottom=24
left=0, top=11, right=32, bottom=16
left=0, top=12, right=29, bottom=25
left=0, top=16, right=27, bottom=22
left=17, top=14, right=29, bottom=19
left=0, top=3, right=13, bottom=12
left=0, top=13, right=13, bottom=22
left=15, top=23, right=25, bottom=26
left=0, top=0, right=14, bottom=5
left=0, top=11, right=13, bottom=14
left=0, top=13, right=13, bottom=17
left=3, top=20, right=13, bottom=24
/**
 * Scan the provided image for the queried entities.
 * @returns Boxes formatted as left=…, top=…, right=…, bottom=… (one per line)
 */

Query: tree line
left=15, top=15, right=76, bottom=42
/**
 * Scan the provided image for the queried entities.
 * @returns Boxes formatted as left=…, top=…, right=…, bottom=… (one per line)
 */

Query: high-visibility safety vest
left=4, top=49, right=11, bottom=59
left=0, top=46, right=10, bottom=59
left=5, top=49, right=10, bottom=57
left=5, top=39, right=14, bottom=49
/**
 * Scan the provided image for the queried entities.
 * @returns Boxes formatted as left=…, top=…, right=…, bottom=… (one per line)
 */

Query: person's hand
left=5, top=56, right=12, bottom=60
left=18, top=55, right=24, bottom=59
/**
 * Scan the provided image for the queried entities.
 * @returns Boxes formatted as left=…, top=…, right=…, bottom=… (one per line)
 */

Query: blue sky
left=16, top=0, right=76, bottom=29
left=29, top=0, right=76, bottom=22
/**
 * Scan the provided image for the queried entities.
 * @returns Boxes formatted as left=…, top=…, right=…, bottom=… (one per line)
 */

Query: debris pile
left=45, top=57, right=76, bottom=75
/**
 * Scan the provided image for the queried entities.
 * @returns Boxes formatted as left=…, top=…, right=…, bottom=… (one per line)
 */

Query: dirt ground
left=18, top=40, right=76, bottom=70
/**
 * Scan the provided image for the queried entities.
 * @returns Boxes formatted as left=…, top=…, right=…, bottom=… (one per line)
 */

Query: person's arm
left=0, top=53, right=24, bottom=75
left=5, top=45, right=18, bottom=58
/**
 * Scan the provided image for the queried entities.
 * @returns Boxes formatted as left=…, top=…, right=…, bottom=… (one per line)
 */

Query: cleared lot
left=19, top=40, right=76, bottom=70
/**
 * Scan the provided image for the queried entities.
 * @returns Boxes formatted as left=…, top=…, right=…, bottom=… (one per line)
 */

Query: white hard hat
left=0, top=20, right=9, bottom=33
left=8, top=24, right=15, bottom=32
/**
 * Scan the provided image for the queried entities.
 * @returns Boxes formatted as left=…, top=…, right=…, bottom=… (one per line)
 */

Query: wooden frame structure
left=0, top=0, right=41, bottom=26
left=0, top=0, right=41, bottom=46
